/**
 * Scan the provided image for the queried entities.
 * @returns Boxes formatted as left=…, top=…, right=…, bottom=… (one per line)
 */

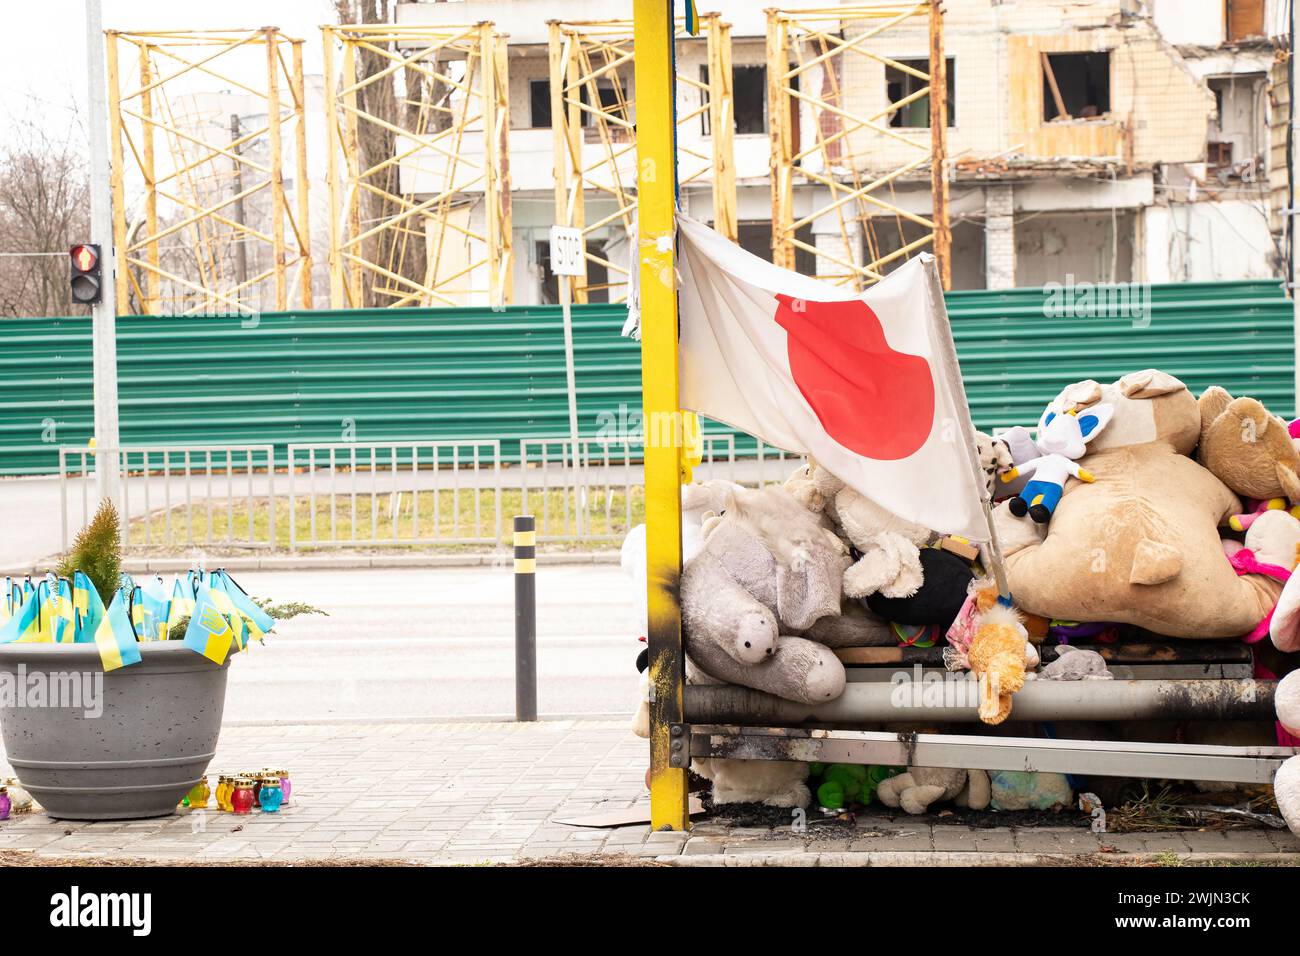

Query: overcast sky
left=1, top=0, right=338, bottom=140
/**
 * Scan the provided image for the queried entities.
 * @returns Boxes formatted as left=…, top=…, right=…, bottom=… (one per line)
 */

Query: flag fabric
left=205, top=583, right=248, bottom=653
left=73, top=571, right=106, bottom=643
left=167, top=578, right=195, bottom=638
left=33, top=579, right=56, bottom=643
left=139, top=577, right=171, bottom=642
left=183, top=587, right=236, bottom=665
left=0, top=577, right=13, bottom=626
left=93, top=589, right=142, bottom=672
left=674, top=213, right=989, bottom=541
left=50, top=577, right=75, bottom=644
left=216, top=571, right=274, bottom=641
left=683, top=0, right=699, bottom=35
left=0, top=588, right=41, bottom=644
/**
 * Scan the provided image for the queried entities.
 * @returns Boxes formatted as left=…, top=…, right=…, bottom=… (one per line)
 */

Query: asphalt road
left=221, top=565, right=641, bottom=723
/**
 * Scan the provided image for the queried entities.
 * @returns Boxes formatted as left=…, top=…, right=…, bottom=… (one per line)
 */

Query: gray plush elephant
left=681, top=486, right=855, bottom=704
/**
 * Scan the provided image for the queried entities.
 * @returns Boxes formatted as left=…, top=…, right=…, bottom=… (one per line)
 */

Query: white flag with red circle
left=676, top=213, right=988, bottom=541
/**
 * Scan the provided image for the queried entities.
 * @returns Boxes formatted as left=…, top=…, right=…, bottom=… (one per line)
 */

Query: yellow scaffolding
left=767, top=2, right=951, bottom=289
left=105, top=28, right=312, bottom=315
left=323, top=23, right=513, bottom=309
left=549, top=15, right=737, bottom=304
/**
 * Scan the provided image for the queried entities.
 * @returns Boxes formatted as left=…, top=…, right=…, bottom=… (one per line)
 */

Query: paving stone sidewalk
left=0, top=719, right=1296, bottom=865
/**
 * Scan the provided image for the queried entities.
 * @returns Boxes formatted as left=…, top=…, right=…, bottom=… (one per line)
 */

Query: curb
left=660, top=850, right=1300, bottom=867
left=0, top=552, right=622, bottom=576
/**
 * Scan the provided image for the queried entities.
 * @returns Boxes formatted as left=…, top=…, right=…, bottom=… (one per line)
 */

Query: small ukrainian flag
left=684, top=0, right=699, bottom=35
left=0, top=576, right=12, bottom=625
left=139, top=578, right=171, bottom=641
left=50, top=577, right=75, bottom=644
left=72, top=571, right=106, bottom=643
left=183, top=587, right=236, bottom=665
left=0, top=589, right=41, bottom=644
left=206, top=584, right=248, bottom=653
left=94, top=589, right=143, bottom=672
left=217, top=571, right=274, bottom=642
left=167, top=578, right=195, bottom=639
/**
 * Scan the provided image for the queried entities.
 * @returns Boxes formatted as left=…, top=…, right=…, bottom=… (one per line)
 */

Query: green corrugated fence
left=0, top=279, right=1293, bottom=476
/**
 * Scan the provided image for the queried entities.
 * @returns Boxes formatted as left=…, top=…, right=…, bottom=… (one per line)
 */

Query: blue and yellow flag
left=0, top=589, right=41, bottom=644
left=94, top=589, right=143, bottom=672
left=684, top=0, right=699, bottom=35
left=167, top=578, right=195, bottom=639
left=72, top=571, right=106, bottom=643
left=216, top=571, right=274, bottom=643
left=183, top=587, right=235, bottom=665
left=206, top=583, right=248, bottom=653
left=139, top=578, right=171, bottom=642
left=50, top=577, right=75, bottom=644
left=0, top=577, right=13, bottom=625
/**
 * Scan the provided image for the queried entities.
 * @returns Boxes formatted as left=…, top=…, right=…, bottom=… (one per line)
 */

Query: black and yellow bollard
left=513, top=515, right=537, bottom=721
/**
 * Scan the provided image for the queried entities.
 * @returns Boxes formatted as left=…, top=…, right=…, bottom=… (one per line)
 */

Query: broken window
left=737, top=221, right=816, bottom=275
left=529, top=80, right=550, bottom=129
left=1206, top=73, right=1266, bottom=178
left=1042, top=52, right=1110, bottom=121
left=734, top=65, right=766, bottom=135
left=886, top=58, right=955, bottom=128
left=700, top=64, right=767, bottom=135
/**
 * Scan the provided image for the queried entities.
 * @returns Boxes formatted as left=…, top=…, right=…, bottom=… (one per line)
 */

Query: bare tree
left=334, top=0, right=451, bottom=306
left=0, top=106, right=90, bottom=318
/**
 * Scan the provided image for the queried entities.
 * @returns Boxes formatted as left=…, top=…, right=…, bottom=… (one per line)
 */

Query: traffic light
left=69, top=243, right=102, bottom=305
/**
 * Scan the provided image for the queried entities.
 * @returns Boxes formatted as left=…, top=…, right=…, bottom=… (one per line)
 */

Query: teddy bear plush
left=1198, top=386, right=1300, bottom=506
left=786, top=460, right=932, bottom=600
left=968, top=599, right=1031, bottom=724
left=993, top=370, right=1283, bottom=638
left=692, top=757, right=811, bottom=808
left=942, top=579, right=1036, bottom=723
left=1031, top=644, right=1112, bottom=681
left=681, top=485, right=852, bottom=704
left=876, top=766, right=991, bottom=815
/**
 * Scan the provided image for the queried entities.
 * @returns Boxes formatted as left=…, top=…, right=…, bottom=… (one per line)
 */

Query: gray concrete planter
left=0, top=643, right=230, bottom=820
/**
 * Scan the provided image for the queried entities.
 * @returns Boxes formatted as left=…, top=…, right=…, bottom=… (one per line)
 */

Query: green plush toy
left=814, top=764, right=903, bottom=810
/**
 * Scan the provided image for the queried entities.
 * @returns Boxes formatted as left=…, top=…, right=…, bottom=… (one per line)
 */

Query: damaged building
left=393, top=0, right=1292, bottom=300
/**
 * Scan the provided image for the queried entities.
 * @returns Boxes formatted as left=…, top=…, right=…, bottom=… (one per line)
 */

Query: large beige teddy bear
left=993, top=370, right=1282, bottom=638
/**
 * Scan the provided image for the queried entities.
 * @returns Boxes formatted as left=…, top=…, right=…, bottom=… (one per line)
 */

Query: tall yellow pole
left=634, top=0, right=689, bottom=833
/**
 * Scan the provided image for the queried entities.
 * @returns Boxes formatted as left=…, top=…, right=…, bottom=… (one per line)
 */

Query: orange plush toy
left=964, top=584, right=1032, bottom=725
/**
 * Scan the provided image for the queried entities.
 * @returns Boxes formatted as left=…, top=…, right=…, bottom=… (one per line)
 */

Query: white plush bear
left=1275, top=670, right=1300, bottom=835
left=786, top=460, right=930, bottom=600
left=692, top=758, right=811, bottom=808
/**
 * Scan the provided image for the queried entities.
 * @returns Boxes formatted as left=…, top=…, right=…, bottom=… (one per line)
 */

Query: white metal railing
left=516, top=435, right=804, bottom=542
left=56, top=436, right=802, bottom=553
left=59, top=445, right=278, bottom=551
left=286, top=440, right=502, bottom=550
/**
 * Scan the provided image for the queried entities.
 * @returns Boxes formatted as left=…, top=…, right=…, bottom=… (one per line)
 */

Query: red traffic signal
left=69, top=243, right=103, bottom=305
